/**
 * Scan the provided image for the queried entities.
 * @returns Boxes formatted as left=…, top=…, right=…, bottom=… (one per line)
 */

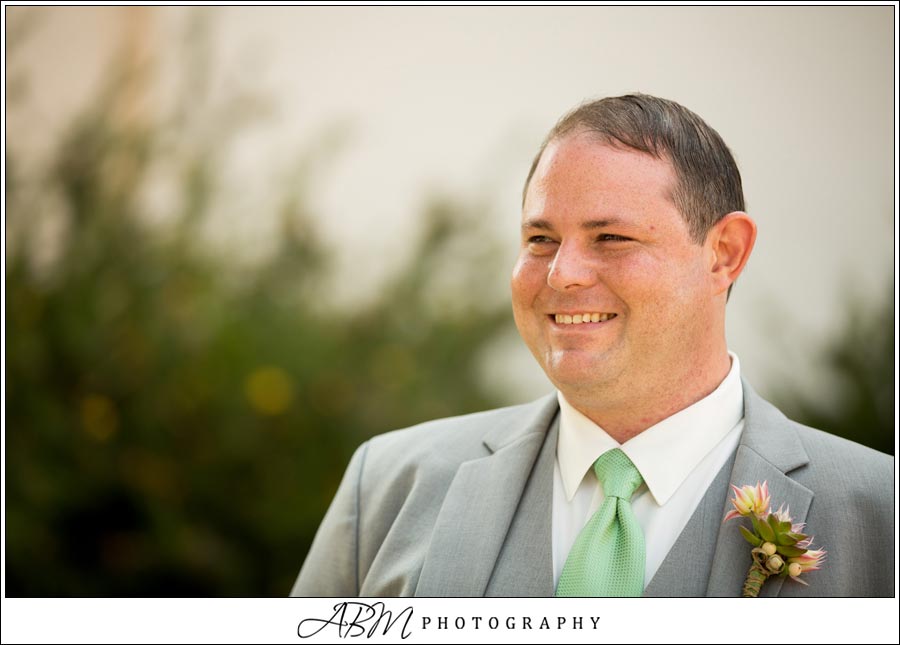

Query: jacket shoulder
left=788, top=419, right=892, bottom=486
left=363, top=395, right=556, bottom=475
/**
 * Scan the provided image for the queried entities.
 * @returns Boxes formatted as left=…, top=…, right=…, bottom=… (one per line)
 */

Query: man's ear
left=707, top=212, right=757, bottom=296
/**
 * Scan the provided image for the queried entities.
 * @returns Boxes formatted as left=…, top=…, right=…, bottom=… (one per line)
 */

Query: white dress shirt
left=552, top=352, right=745, bottom=590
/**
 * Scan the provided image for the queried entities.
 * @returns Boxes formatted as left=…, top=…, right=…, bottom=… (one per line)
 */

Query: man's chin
left=546, top=346, right=615, bottom=372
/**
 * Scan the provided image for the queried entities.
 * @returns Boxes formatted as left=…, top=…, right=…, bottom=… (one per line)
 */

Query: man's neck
left=562, top=353, right=733, bottom=444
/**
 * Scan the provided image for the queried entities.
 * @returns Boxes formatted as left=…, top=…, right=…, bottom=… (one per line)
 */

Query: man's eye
left=527, top=235, right=556, bottom=244
left=598, top=234, right=630, bottom=242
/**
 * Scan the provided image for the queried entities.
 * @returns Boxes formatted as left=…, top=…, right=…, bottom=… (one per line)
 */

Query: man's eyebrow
left=521, top=217, right=626, bottom=231
left=521, top=218, right=554, bottom=231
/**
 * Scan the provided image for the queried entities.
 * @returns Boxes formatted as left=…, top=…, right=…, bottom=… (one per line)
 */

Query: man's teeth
left=554, top=313, right=616, bottom=324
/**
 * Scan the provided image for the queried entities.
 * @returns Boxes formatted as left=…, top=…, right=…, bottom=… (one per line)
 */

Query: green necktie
left=555, top=448, right=645, bottom=597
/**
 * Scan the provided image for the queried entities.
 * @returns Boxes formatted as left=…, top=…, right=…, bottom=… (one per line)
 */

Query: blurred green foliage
left=5, top=31, right=512, bottom=596
left=774, top=294, right=895, bottom=457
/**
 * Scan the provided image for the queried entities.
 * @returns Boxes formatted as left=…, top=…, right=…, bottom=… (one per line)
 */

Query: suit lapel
left=414, top=395, right=558, bottom=597
left=706, top=381, right=813, bottom=597
left=646, top=380, right=813, bottom=597
left=485, top=415, right=557, bottom=596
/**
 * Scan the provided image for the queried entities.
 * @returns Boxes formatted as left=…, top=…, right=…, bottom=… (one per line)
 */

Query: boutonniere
left=724, top=482, right=826, bottom=597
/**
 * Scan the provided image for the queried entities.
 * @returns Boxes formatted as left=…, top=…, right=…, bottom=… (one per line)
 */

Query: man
left=291, top=94, right=893, bottom=597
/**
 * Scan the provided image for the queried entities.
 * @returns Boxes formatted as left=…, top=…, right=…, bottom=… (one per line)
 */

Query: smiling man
left=292, top=94, right=893, bottom=597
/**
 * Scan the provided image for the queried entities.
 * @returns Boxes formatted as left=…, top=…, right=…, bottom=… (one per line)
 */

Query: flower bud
left=761, top=542, right=777, bottom=556
left=765, top=554, right=785, bottom=573
left=788, top=562, right=802, bottom=577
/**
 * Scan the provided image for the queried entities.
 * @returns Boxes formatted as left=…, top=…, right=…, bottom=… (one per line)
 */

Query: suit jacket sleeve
left=290, top=441, right=368, bottom=597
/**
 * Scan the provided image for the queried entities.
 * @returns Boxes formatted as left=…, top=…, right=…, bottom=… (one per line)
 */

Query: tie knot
left=593, top=449, right=643, bottom=500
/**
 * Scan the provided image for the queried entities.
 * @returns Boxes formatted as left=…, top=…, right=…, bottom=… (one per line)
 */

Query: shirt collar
left=557, top=352, right=744, bottom=506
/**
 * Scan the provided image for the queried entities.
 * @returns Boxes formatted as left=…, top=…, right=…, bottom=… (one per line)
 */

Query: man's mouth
left=550, top=313, right=618, bottom=325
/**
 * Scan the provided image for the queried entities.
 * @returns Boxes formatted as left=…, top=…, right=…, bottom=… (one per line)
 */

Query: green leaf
left=776, top=530, right=798, bottom=546
left=757, top=516, right=775, bottom=543
left=776, top=544, right=807, bottom=558
left=750, top=514, right=762, bottom=534
left=739, top=525, right=763, bottom=547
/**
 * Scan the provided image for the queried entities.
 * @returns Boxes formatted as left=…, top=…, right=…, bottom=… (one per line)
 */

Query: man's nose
left=547, top=242, right=597, bottom=292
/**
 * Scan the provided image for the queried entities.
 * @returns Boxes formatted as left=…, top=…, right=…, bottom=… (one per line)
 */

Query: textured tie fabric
left=556, top=448, right=646, bottom=597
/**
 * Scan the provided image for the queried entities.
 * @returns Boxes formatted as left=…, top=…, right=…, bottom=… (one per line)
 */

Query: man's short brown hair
left=523, top=94, right=745, bottom=244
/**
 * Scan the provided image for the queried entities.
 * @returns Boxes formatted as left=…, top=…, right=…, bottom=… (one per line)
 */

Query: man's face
left=511, top=132, right=718, bottom=401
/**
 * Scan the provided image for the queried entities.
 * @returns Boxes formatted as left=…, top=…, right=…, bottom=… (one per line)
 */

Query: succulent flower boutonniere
left=724, top=482, right=827, bottom=597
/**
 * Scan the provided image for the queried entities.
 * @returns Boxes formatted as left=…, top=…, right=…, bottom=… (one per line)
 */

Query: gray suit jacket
left=291, top=380, right=894, bottom=597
